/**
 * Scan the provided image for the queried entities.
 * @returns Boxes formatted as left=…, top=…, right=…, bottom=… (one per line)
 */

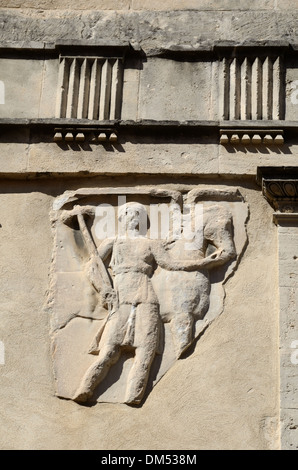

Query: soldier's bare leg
left=74, top=343, right=121, bottom=403
left=171, top=273, right=210, bottom=358
left=124, top=304, right=159, bottom=405
left=171, top=311, right=194, bottom=359
left=74, top=305, right=129, bottom=403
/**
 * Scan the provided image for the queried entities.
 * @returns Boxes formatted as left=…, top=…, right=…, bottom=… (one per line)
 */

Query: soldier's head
left=118, top=202, right=149, bottom=236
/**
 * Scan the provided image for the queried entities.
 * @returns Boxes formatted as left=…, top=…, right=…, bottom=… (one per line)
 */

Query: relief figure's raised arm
left=199, top=207, right=236, bottom=270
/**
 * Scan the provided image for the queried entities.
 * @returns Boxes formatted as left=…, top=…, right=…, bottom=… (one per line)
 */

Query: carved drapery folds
left=48, top=187, right=248, bottom=405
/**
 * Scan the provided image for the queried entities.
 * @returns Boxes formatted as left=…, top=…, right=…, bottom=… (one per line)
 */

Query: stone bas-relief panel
left=48, top=187, right=248, bottom=405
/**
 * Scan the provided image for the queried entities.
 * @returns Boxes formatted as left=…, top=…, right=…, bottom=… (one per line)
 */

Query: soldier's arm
left=152, top=241, right=204, bottom=271
left=200, top=210, right=236, bottom=269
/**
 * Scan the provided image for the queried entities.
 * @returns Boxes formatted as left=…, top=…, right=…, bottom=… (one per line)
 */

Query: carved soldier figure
left=63, top=201, right=236, bottom=405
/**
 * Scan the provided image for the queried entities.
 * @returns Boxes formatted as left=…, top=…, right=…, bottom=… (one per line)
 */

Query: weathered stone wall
left=0, top=9, right=298, bottom=47
left=0, top=178, right=279, bottom=450
left=0, top=2, right=296, bottom=451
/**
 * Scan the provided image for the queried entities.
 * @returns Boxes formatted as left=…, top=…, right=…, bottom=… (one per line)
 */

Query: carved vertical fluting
left=251, top=57, right=263, bottom=120
left=98, top=59, right=113, bottom=120
left=272, top=56, right=284, bottom=120
left=240, top=57, right=251, bottom=120
left=110, top=58, right=124, bottom=120
left=222, top=54, right=284, bottom=121
left=262, top=56, right=273, bottom=120
left=56, top=56, right=124, bottom=120
left=66, top=58, right=80, bottom=119
left=77, top=58, right=91, bottom=120
left=88, top=59, right=102, bottom=120
left=219, top=58, right=230, bottom=120
left=55, top=57, right=70, bottom=118
left=229, top=58, right=241, bottom=120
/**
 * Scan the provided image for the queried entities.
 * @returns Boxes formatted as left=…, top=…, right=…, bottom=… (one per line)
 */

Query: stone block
left=132, top=0, right=274, bottom=10
left=138, top=58, right=212, bottom=121
left=39, top=59, right=59, bottom=118
left=0, top=0, right=130, bottom=9
left=0, top=59, right=44, bottom=119
left=219, top=144, right=298, bottom=176
left=121, top=66, right=140, bottom=120
left=0, top=142, right=29, bottom=173
left=26, top=140, right=219, bottom=175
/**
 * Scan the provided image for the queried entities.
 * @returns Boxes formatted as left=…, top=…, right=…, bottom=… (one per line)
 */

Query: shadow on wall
left=222, top=143, right=292, bottom=155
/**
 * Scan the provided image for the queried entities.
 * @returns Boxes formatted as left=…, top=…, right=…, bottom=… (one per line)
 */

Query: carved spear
left=61, top=205, right=112, bottom=290
left=76, top=212, right=112, bottom=288
left=77, top=212, right=119, bottom=354
left=61, top=206, right=117, bottom=353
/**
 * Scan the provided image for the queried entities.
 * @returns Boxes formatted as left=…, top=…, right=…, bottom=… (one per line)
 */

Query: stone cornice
left=257, top=167, right=298, bottom=222
left=0, top=40, right=294, bottom=59
left=0, top=118, right=297, bottom=130
left=273, top=212, right=298, bottom=225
